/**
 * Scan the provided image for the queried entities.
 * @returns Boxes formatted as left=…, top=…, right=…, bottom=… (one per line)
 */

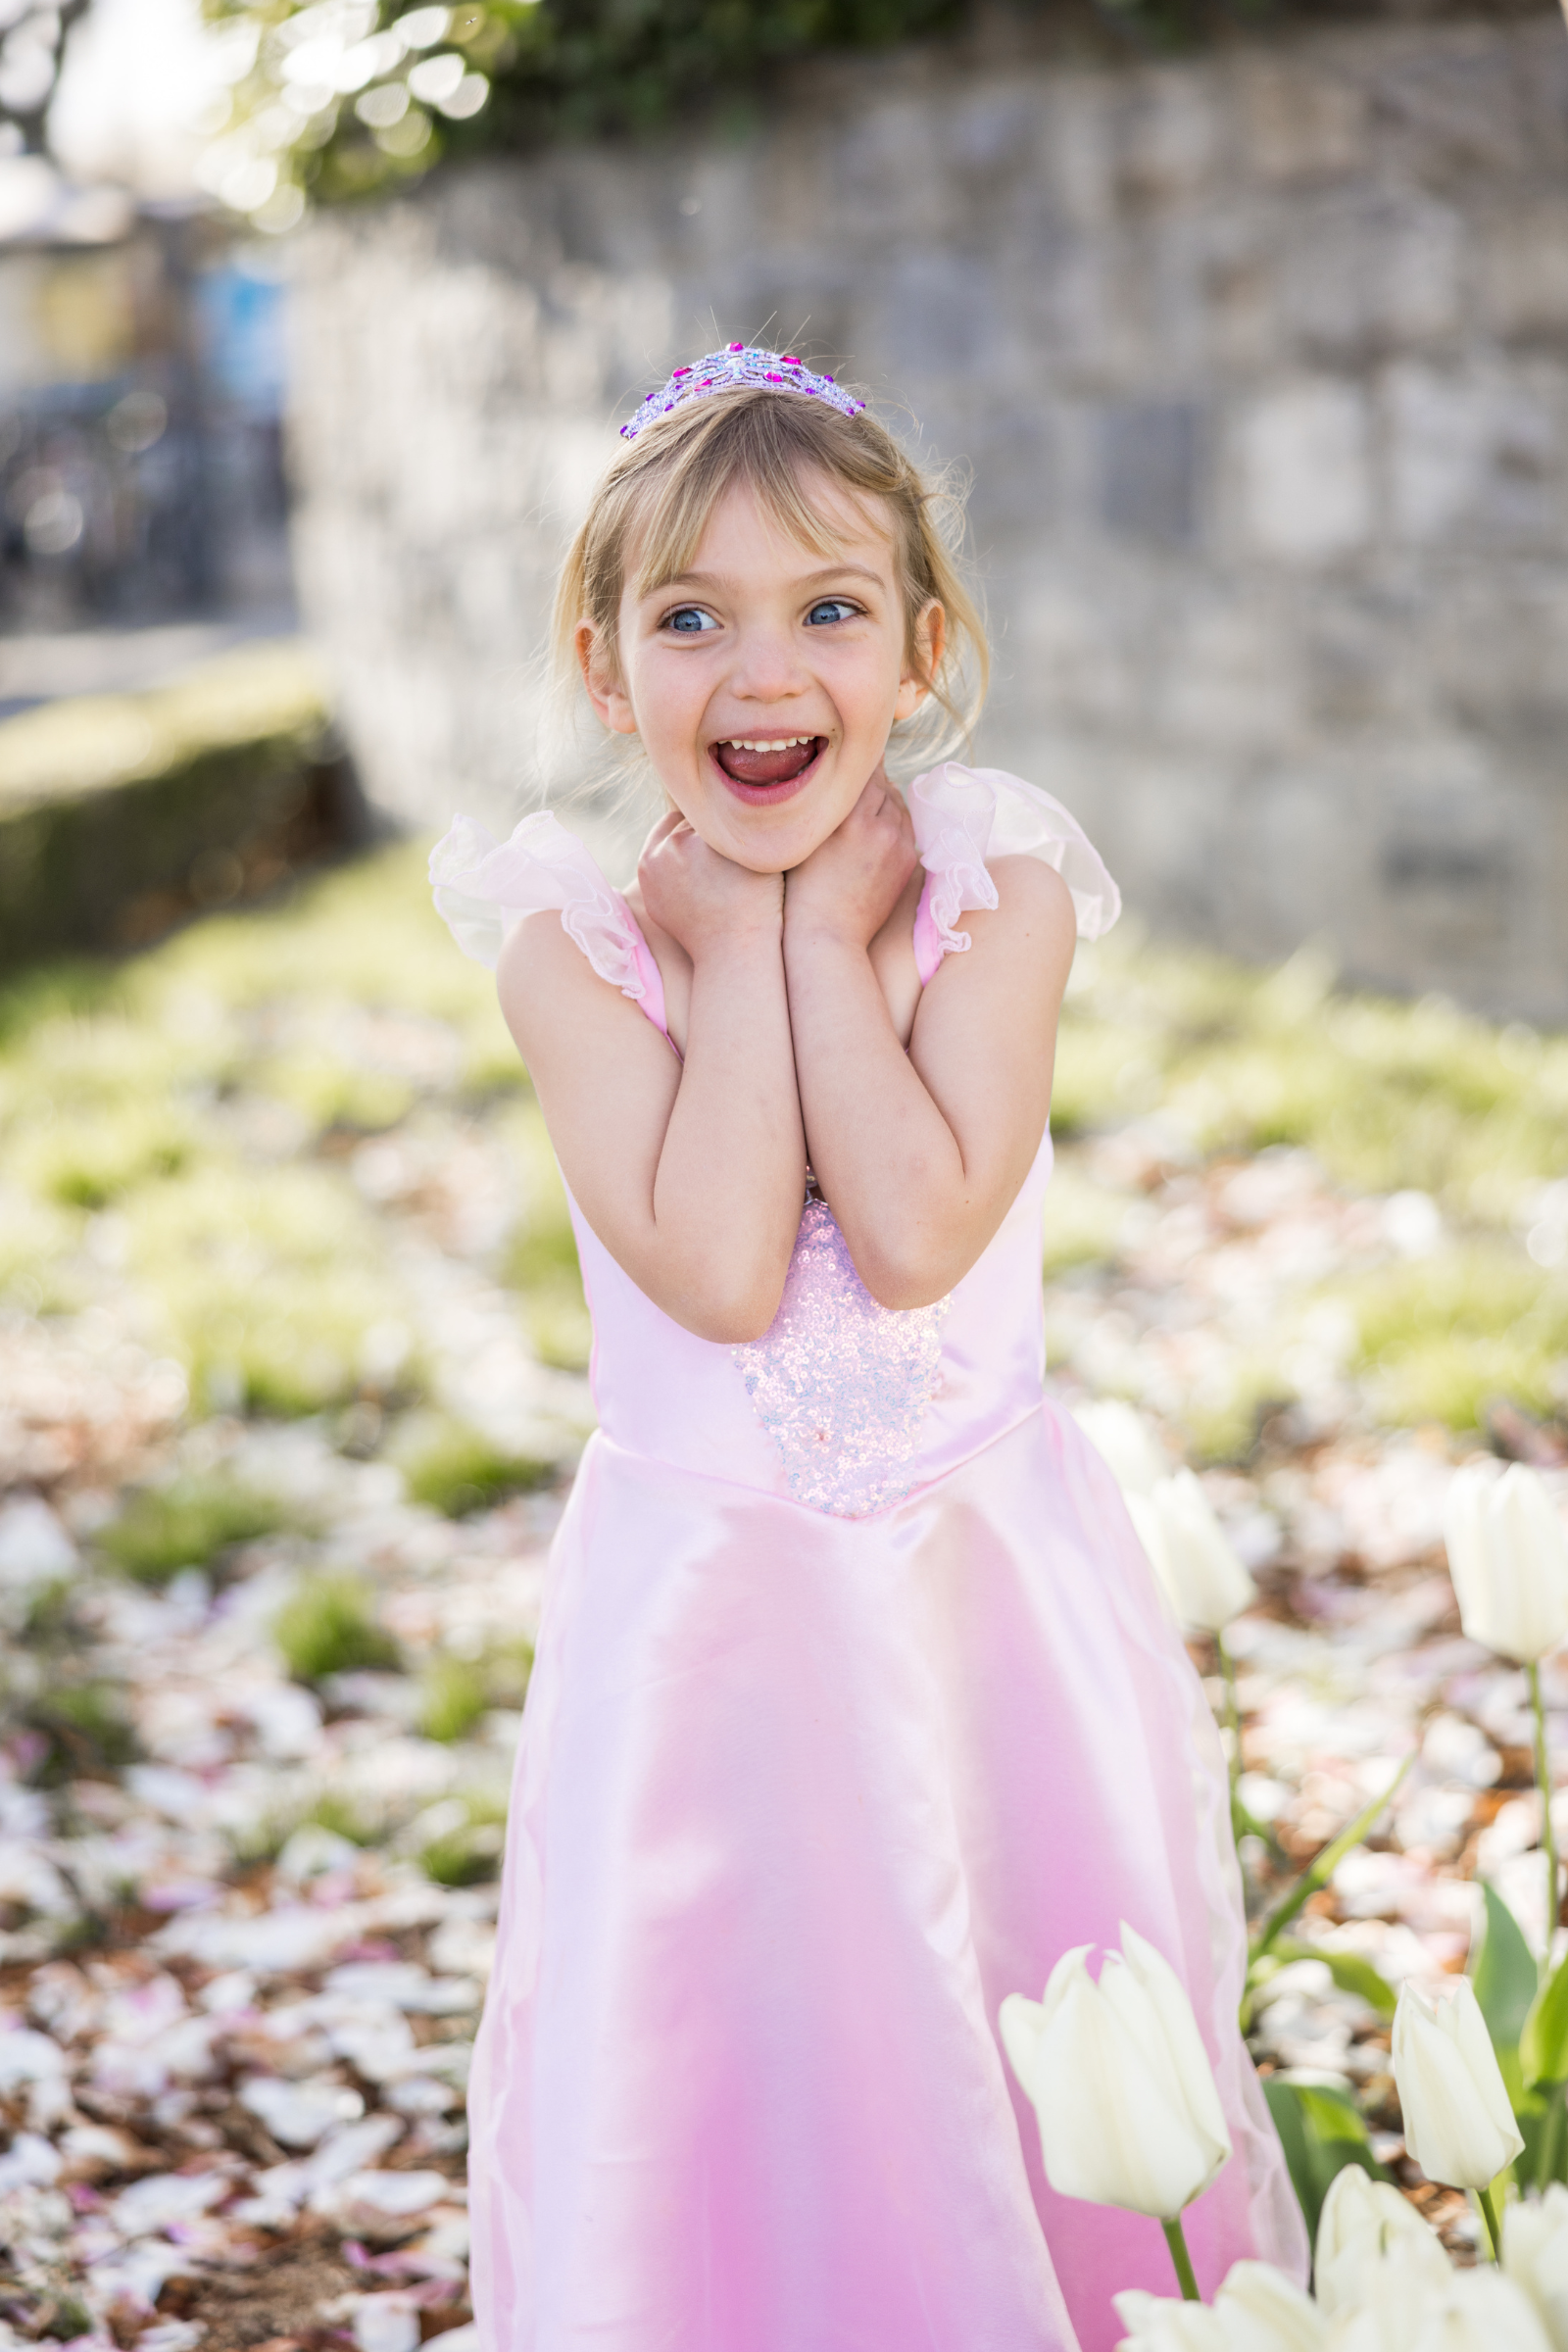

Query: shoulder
left=945, top=855, right=1076, bottom=992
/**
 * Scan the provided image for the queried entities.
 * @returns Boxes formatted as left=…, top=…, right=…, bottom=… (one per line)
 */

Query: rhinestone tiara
left=619, top=344, right=867, bottom=442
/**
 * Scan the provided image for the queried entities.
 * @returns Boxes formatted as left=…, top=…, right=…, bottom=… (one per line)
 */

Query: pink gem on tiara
left=619, top=345, right=867, bottom=442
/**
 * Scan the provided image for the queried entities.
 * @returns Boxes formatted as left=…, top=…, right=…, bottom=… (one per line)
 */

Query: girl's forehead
left=632, top=466, right=898, bottom=599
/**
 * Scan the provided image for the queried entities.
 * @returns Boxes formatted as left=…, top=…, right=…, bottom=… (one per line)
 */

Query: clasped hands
left=637, top=773, right=918, bottom=962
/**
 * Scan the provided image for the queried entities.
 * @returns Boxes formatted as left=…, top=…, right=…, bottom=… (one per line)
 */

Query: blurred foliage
left=1056, top=933, right=1568, bottom=1221
left=0, top=838, right=514, bottom=1414
left=392, top=1408, right=558, bottom=1514
left=417, top=1653, right=489, bottom=1741
left=3, top=816, right=1565, bottom=1488
left=196, top=0, right=963, bottom=226
left=416, top=1788, right=508, bottom=1885
left=0, top=644, right=330, bottom=815
left=21, top=1681, right=139, bottom=1786
left=99, top=1473, right=297, bottom=1585
left=499, top=1101, right=593, bottom=1370
left=273, top=1568, right=401, bottom=1681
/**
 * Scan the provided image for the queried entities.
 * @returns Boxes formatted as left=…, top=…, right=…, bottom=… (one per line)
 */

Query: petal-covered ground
left=1, top=841, right=1566, bottom=2341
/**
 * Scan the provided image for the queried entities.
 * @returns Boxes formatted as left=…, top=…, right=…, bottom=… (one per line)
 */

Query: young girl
left=430, top=347, right=1306, bottom=2352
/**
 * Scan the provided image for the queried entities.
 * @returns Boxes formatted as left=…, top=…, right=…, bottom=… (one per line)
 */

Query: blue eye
left=806, top=599, right=859, bottom=627
left=663, top=606, right=717, bottom=633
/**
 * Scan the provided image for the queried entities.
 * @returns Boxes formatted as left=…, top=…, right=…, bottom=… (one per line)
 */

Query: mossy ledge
left=0, top=640, right=371, bottom=971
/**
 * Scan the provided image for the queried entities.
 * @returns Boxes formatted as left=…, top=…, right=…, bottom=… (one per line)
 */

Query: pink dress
left=429, top=763, right=1307, bottom=2352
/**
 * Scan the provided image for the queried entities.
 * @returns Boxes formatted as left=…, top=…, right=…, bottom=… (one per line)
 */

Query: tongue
left=715, top=739, right=817, bottom=787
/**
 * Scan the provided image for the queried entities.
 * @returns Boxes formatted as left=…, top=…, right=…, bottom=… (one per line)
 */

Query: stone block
left=1384, top=360, right=1562, bottom=549
left=1236, top=55, right=1368, bottom=184
left=1234, top=380, right=1372, bottom=564
left=1111, top=70, right=1222, bottom=211
left=1480, top=203, right=1568, bottom=343
left=1376, top=775, right=1520, bottom=964
left=1281, top=193, right=1464, bottom=362
left=1366, top=32, right=1529, bottom=183
left=1429, top=572, right=1568, bottom=738
left=1097, top=400, right=1201, bottom=545
left=1152, top=592, right=1302, bottom=754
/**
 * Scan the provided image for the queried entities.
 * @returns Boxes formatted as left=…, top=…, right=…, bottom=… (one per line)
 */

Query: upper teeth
left=722, top=736, right=814, bottom=752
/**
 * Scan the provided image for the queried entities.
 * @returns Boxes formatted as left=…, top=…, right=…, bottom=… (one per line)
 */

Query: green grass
left=392, top=1411, right=558, bottom=1517
left=2, top=833, right=1564, bottom=1462
left=1059, top=931, right=1568, bottom=1221
left=98, top=1474, right=296, bottom=1586
left=416, top=1637, right=535, bottom=1742
left=417, top=1790, right=509, bottom=1887
left=273, top=1572, right=400, bottom=1685
left=498, top=1102, right=593, bottom=1370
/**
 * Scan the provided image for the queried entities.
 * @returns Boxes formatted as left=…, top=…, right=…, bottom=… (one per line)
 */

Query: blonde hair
left=551, top=377, right=989, bottom=778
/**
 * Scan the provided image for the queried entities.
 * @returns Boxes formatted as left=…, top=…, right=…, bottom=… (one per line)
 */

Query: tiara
left=619, top=344, right=866, bottom=442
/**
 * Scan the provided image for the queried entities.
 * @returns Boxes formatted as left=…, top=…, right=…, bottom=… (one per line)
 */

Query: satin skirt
left=468, top=1403, right=1307, bottom=2352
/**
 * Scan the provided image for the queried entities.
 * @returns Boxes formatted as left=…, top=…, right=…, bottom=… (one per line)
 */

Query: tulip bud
left=1115, top=2264, right=1325, bottom=2352
left=1113, top=2289, right=1229, bottom=2352
left=1503, top=2185, right=1568, bottom=2352
left=1128, top=1471, right=1258, bottom=1636
left=1314, top=2163, right=1450, bottom=2316
left=1074, top=1399, right=1170, bottom=1497
left=1445, top=1462, right=1568, bottom=1666
left=1392, top=1978, right=1525, bottom=2191
left=1000, top=1920, right=1232, bottom=2222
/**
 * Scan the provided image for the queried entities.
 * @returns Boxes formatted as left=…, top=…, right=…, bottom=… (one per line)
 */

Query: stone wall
left=286, top=9, right=1568, bottom=1018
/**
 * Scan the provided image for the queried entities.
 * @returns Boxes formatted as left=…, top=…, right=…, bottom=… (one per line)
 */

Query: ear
left=576, top=620, right=638, bottom=737
left=894, top=601, right=946, bottom=722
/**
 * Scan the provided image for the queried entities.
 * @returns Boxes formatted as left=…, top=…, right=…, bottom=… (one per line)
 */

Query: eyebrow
left=652, top=563, right=886, bottom=595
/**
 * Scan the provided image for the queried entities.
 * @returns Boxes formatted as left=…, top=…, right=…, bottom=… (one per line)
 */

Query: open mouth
left=710, top=734, right=825, bottom=795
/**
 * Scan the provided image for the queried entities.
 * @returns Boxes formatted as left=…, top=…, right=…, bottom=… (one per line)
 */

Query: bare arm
left=783, top=780, right=1077, bottom=1310
left=497, top=815, right=806, bottom=1343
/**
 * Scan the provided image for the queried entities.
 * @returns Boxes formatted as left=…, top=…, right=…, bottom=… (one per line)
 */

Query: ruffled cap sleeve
left=428, top=809, right=650, bottom=1002
left=907, top=762, right=1120, bottom=958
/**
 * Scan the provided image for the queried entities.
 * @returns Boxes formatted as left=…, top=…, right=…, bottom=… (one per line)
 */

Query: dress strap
left=428, top=811, right=670, bottom=1041
left=907, top=762, right=1121, bottom=987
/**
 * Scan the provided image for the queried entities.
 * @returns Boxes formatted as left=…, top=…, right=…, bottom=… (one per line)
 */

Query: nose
left=727, top=618, right=810, bottom=706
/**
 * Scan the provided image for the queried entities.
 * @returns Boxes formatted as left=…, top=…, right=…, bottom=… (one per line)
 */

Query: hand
left=637, top=810, right=784, bottom=959
left=783, top=773, right=918, bottom=952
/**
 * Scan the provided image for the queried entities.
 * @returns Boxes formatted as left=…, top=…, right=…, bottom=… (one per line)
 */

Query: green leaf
left=1262, top=2078, right=1389, bottom=2251
left=1267, top=1938, right=1398, bottom=2020
left=1473, top=1882, right=1539, bottom=2064
left=1523, top=1952, right=1568, bottom=2090
left=1251, top=1754, right=1415, bottom=1960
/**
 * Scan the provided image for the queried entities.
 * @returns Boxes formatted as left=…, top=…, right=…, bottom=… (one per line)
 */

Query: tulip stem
left=1538, top=2089, right=1565, bottom=2192
left=1529, top=1661, right=1560, bottom=1980
left=1215, top=1629, right=1242, bottom=1797
left=1161, top=2214, right=1200, bottom=2301
left=1476, top=2181, right=1503, bottom=2262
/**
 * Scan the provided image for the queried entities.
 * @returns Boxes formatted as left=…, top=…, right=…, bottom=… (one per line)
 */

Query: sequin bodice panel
left=566, top=1131, right=1054, bottom=1520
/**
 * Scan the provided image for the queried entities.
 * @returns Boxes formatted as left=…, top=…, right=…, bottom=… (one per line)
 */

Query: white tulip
left=1325, top=2239, right=1446, bottom=2352
left=1314, top=2163, right=1450, bottom=2317
left=1445, top=1462, right=1568, bottom=1666
left=1115, top=2263, right=1326, bottom=2352
left=1392, top=1978, right=1525, bottom=2191
left=1212, top=2262, right=1327, bottom=2352
left=1115, top=2289, right=1230, bottom=2352
left=1129, top=1470, right=1258, bottom=1635
left=1075, top=1399, right=1171, bottom=1497
left=1000, top=1920, right=1232, bottom=2221
left=1406, top=2268, right=1553, bottom=2352
left=1504, top=2186, right=1568, bottom=2352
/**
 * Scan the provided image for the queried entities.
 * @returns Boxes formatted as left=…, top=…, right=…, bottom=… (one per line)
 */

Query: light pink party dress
left=429, top=763, right=1307, bottom=2352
